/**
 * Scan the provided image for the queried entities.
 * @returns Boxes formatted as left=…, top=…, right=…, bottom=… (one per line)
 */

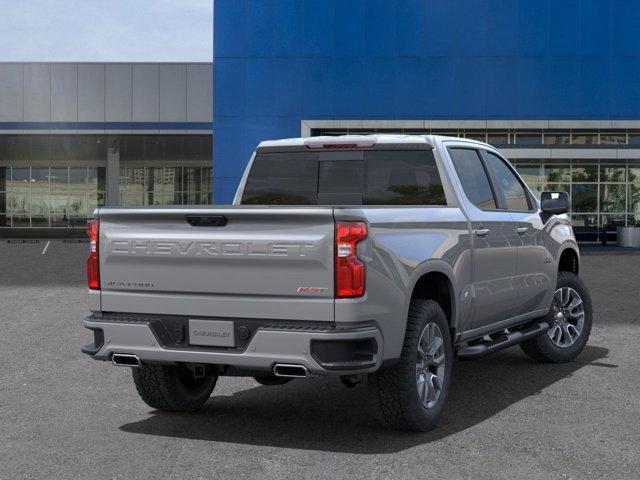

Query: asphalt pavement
left=0, top=241, right=639, bottom=479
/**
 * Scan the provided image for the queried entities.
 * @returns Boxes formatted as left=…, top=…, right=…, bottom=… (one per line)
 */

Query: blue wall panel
left=214, top=0, right=640, bottom=203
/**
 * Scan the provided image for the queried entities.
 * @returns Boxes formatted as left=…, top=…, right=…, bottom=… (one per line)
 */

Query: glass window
left=360, top=151, right=446, bottom=205
left=242, top=153, right=319, bottom=205
left=600, top=184, right=626, bottom=212
left=544, top=165, right=571, bottom=183
left=31, top=168, right=50, bottom=196
left=572, top=165, right=598, bottom=182
left=487, top=132, right=509, bottom=145
left=600, top=214, right=625, bottom=227
left=600, top=166, right=626, bottom=183
left=242, top=150, right=447, bottom=206
left=572, top=184, right=598, bottom=212
left=448, top=148, right=497, bottom=210
left=69, top=168, right=88, bottom=191
left=515, top=133, right=542, bottom=145
left=545, top=183, right=570, bottom=194
left=482, top=151, right=530, bottom=211
left=543, top=132, right=570, bottom=145
left=571, top=133, right=598, bottom=144
left=600, top=133, right=626, bottom=145
left=515, top=164, right=541, bottom=185
left=571, top=214, right=598, bottom=228
left=628, top=134, right=640, bottom=145
left=464, top=131, right=486, bottom=142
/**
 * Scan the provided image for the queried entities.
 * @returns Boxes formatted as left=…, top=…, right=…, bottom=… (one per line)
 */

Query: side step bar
left=456, top=321, right=551, bottom=360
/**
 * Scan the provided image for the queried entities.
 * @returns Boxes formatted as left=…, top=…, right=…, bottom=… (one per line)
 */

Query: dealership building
left=213, top=0, right=640, bottom=242
left=0, top=62, right=212, bottom=235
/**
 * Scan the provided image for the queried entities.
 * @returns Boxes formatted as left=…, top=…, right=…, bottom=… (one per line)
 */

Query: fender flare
left=402, top=259, right=459, bottom=333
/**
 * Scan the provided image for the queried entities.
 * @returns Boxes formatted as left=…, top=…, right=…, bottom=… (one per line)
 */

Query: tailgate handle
left=186, top=215, right=227, bottom=227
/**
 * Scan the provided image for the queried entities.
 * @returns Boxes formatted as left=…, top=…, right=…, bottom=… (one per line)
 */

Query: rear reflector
left=335, top=221, right=367, bottom=298
left=86, top=219, right=100, bottom=290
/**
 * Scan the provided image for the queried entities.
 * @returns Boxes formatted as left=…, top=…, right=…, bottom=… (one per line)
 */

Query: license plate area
left=188, top=319, right=235, bottom=347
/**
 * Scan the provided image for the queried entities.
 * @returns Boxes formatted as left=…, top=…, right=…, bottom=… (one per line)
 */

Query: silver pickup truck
left=82, top=135, right=592, bottom=431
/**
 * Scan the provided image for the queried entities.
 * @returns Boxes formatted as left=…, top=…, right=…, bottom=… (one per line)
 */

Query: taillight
left=335, top=221, right=367, bottom=298
left=86, top=219, right=100, bottom=290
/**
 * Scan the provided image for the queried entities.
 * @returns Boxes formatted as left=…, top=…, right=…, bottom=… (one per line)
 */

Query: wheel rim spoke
left=416, top=321, right=446, bottom=409
left=548, top=286, right=586, bottom=348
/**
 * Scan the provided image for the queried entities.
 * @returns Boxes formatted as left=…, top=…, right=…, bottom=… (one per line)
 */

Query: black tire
left=520, top=271, right=593, bottom=363
left=253, top=376, right=293, bottom=386
left=132, top=364, right=217, bottom=412
left=368, top=299, right=453, bottom=432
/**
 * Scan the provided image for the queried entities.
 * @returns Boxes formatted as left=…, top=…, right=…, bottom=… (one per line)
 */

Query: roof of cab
left=256, top=134, right=491, bottom=150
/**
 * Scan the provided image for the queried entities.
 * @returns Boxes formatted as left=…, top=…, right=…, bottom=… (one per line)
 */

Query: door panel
left=470, top=214, right=520, bottom=327
left=479, top=149, right=555, bottom=317
left=446, top=147, right=520, bottom=330
left=510, top=211, right=555, bottom=314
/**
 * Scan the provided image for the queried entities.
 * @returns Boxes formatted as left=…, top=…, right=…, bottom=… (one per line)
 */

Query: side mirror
left=541, top=191, right=570, bottom=215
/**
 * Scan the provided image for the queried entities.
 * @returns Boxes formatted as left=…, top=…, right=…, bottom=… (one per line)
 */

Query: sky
left=0, top=0, right=213, bottom=62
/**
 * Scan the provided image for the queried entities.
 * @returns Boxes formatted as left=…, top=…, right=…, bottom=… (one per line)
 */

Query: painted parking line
left=42, top=241, right=51, bottom=255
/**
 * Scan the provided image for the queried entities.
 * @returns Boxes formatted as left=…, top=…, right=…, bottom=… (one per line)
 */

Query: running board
left=456, top=321, right=551, bottom=360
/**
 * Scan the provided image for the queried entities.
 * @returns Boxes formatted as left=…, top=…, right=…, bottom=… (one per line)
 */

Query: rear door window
left=448, top=147, right=498, bottom=210
left=241, top=150, right=447, bottom=206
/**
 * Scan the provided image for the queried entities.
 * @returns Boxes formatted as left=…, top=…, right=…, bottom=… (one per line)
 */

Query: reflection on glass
left=515, top=134, right=542, bottom=145
left=69, top=168, right=88, bottom=190
left=543, top=133, right=570, bottom=145
left=600, top=134, right=626, bottom=145
left=545, top=183, right=570, bottom=194
left=571, top=165, right=598, bottom=182
left=600, top=166, right=626, bottom=183
left=12, top=215, right=30, bottom=227
left=544, top=165, right=570, bottom=183
left=571, top=133, right=598, bottom=144
left=68, top=192, right=86, bottom=217
left=571, top=214, right=598, bottom=227
left=464, top=132, right=486, bottom=142
left=600, top=184, right=626, bottom=212
left=600, top=214, right=625, bottom=227
left=572, top=184, right=597, bottom=212
left=487, top=133, right=508, bottom=145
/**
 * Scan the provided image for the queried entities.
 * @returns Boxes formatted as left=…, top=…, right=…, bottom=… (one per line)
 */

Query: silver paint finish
left=84, top=318, right=383, bottom=376
left=89, top=135, right=578, bottom=372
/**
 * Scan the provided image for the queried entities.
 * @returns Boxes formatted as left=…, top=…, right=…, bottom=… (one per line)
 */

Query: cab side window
left=481, top=151, right=531, bottom=211
left=448, top=148, right=498, bottom=210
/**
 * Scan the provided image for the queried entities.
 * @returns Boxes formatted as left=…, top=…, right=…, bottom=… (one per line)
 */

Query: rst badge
left=297, top=287, right=328, bottom=294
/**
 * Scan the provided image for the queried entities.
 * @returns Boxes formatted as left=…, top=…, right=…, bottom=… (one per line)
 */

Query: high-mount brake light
left=335, top=221, right=367, bottom=298
left=304, top=137, right=377, bottom=150
left=86, top=219, right=100, bottom=290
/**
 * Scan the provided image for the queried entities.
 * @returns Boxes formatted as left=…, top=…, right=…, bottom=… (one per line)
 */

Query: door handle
left=474, top=228, right=490, bottom=237
left=516, top=226, right=528, bottom=235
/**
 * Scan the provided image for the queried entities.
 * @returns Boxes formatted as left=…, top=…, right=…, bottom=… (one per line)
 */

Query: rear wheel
left=520, top=271, right=593, bottom=363
left=132, top=364, right=217, bottom=412
left=368, top=299, right=452, bottom=432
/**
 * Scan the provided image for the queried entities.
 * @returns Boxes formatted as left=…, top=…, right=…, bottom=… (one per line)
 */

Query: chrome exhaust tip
left=111, top=353, right=141, bottom=367
left=273, top=363, right=309, bottom=378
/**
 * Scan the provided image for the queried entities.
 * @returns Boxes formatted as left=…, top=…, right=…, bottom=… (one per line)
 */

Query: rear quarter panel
left=334, top=206, right=473, bottom=361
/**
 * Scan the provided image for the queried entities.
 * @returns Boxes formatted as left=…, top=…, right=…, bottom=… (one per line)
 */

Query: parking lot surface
left=1, top=241, right=639, bottom=479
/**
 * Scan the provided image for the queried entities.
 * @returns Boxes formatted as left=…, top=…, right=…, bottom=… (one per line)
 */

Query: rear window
left=241, top=150, right=447, bottom=206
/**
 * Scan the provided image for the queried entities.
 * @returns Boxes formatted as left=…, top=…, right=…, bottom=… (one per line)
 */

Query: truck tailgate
left=97, top=207, right=335, bottom=322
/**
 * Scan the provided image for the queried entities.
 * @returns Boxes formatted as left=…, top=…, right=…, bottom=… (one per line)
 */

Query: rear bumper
left=82, top=316, right=383, bottom=376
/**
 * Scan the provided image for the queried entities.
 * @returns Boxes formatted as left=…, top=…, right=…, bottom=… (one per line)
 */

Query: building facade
left=213, top=0, right=640, bottom=240
left=0, top=62, right=212, bottom=234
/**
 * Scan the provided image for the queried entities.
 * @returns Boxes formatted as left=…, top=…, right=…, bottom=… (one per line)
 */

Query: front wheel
left=368, top=299, right=452, bottom=432
left=520, top=271, right=593, bottom=363
left=132, top=364, right=218, bottom=412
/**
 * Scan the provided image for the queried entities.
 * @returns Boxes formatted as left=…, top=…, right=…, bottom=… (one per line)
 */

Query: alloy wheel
left=416, top=322, right=446, bottom=408
left=547, top=287, right=585, bottom=348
